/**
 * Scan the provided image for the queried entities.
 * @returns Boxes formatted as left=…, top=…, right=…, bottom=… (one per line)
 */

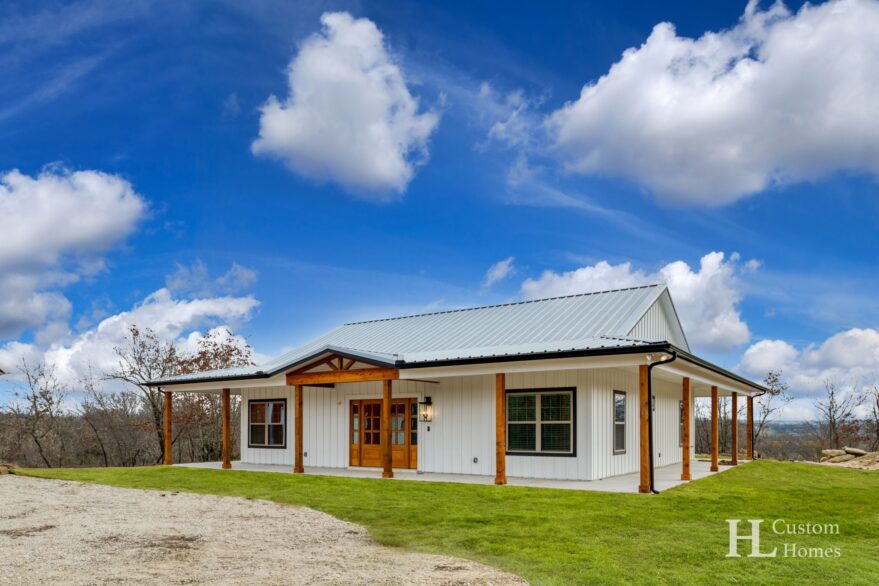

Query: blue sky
left=2, top=0, right=878, bottom=418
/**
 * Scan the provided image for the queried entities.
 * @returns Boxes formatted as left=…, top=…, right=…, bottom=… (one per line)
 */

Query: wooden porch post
left=731, top=392, right=739, bottom=466
left=710, top=386, right=719, bottom=472
left=495, top=373, right=507, bottom=485
left=294, top=384, right=304, bottom=473
left=382, top=379, right=393, bottom=479
left=638, top=365, right=650, bottom=493
left=681, top=377, right=691, bottom=481
left=163, top=390, right=173, bottom=465
left=221, top=388, right=231, bottom=470
left=747, top=396, right=754, bottom=460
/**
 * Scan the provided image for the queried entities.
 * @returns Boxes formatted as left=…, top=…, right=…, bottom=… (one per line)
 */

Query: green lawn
left=20, top=461, right=879, bottom=585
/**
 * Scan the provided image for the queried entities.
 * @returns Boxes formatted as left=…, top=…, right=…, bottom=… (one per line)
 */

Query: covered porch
left=177, top=458, right=741, bottom=494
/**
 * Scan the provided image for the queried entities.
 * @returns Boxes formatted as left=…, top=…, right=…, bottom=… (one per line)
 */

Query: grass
left=21, top=461, right=879, bottom=585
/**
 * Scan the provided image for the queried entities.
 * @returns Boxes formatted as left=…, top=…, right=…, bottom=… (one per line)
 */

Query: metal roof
left=151, top=284, right=671, bottom=385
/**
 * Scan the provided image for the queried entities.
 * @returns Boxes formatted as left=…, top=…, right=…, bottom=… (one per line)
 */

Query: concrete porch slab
left=176, top=459, right=743, bottom=493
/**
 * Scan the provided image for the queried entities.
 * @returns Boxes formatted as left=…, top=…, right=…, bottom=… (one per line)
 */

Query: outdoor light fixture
left=418, top=396, right=433, bottom=422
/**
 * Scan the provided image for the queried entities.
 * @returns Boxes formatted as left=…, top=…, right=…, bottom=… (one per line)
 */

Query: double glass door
left=349, top=398, right=417, bottom=468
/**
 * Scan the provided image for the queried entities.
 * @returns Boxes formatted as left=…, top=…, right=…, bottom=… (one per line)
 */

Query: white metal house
left=150, top=284, right=766, bottom=492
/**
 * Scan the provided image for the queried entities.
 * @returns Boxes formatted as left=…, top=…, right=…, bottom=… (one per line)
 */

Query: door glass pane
left=410, top=401, right=417, bottom=445
left=352, top=431, right=359, bottom=444
left=541, top=394, right=571, bottom=421
left=410, top=431, right=417, bottom=445
left=250, top=402, right=266, bottom=424
left=250, top=424, right=265, bottom=446
left=508, top=423, right=536, bottom=451
left=541, top=423, right=571, bottom=452
left=394, top=431, right=405, bottom=444
left=507, top=394, right=536, bottom=421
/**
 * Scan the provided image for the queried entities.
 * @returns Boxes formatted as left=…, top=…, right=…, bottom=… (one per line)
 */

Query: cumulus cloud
left=482, top=257, right=516, bottom=289
left=0, top=167, right=145, bottom=339
left=252, top=12, right=439, bottom=197
left=0, top=288, right=259, bottom=386
left=740, top=328, right=879, bottom=395
left=521, top=251, right=752, bottom=352
left=546, top=0, right=879, bottom=204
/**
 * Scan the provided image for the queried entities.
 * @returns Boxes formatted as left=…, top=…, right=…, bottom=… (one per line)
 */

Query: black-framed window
left=248, top=399, right=287, bottom=448
left=506, top=388, right=575, bottom=456
left=613, top=391, right=626, bottom=454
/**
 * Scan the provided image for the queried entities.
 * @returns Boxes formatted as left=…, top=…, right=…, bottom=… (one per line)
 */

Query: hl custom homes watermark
left=726, top=519, right=841, bottom=559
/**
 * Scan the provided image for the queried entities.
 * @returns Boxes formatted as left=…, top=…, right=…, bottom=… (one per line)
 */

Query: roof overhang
left=150, top=343, right=766, bottom=396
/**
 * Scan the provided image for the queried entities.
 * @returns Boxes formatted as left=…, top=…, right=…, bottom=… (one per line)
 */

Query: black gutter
left=647, top=350, right=678, bottom=494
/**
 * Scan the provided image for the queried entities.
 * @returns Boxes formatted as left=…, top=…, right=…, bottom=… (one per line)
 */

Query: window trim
left=247, top=398, right=288, bottom=449
left=613, top=390, right=627, bottom=455
left=505, top=387, right=576, bottom=458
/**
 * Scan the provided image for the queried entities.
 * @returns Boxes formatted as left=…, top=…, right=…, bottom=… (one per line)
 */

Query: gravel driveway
left=0, top=474, right=525, bottom=585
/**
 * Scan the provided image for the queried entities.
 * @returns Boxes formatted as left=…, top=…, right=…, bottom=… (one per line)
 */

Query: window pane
left=268, top=424, right=285, bottom=446
left=614, top=392, right=626, bottom=423
left=410, top=431, right=417, bottom=445
left=394, top=431, right=405, bottom=445
left=250, top=424, right=265, bottom=446
left=250, top=402, right=266, bottom=424
left=508, top=423, right=536, bottom=451
left=507, top=394, right=536, bottom=422
left=541, top=423, right=571, bottom=452
left=270, top=402, right=284, bottom=424
left=541, top=393, right=571, bottom=422
left=352, top=431, right=359, bottom=444
left=614, top=422, right=626, bottom=453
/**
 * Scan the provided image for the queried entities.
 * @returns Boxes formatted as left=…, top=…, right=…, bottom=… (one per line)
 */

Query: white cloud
left=741, top=328, right=879, bottom=396
left=0, top=288, right=259, bottom=386
left=0, top=167, right=145, bottom=339
left=546, top=0, right=879, bottom=204
left=166, top=260, right=258, bottom=298
left=252, top=12, right=439, bottom=198
left=521, top=251, right=752, bottom=352
left=482, top=257, right=516, bottom=289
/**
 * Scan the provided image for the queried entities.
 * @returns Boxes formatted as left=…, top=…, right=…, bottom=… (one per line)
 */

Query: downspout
left=647, top=350, right=678, bottom=494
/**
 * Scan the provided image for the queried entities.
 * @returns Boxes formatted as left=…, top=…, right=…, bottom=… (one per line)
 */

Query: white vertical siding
left=589, top=368, right=639, bottom=479
left=238, top=369, right=692, bottom=482
left=628, top=296, right=688, bottom=350
left=239, top=386, right=295, bottom=466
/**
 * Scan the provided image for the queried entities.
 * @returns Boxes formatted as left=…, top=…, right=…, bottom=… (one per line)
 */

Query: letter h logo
left=726, top=520, right=777, bottom=558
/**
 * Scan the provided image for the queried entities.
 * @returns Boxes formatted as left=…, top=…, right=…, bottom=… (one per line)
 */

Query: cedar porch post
left=382, top=379, right=393, bottom=478
left=710, top=386, right=719, bottom=472
left=221, top=388, right=231, bottom=470
left=294, top=384, right=304, bottom=473
left=747, top=395, right=754, bottom=460
left=731, top=392, right=739, bottom=465
left=681, top=377, right=691, bottom=481
left=638, top=365, right=650, bottom=493
left=163, top=390, right=173, bottom=465
left=495, top=373, right=507, bottom=485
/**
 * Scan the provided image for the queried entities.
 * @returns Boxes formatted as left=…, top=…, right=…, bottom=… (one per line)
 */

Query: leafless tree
left=7, top=361, right=68, bottom=467
left=754, top=370, right=793, bottom=450
left=869, top=386, right=879, bottom=452
left=813, top=379, right=863, bottom=449
left=107, top=326, right=182, bottom=463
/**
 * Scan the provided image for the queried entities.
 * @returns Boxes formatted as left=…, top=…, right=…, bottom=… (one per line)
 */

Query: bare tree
left=8, top=361, right=68, bottom=467
left=754, top=370, right=793, bottom=450
left=107, top=326, right=182, bottom=463
left=869, top=386, right=879, bottom=452
left=813, top=379, right=863, bottom=449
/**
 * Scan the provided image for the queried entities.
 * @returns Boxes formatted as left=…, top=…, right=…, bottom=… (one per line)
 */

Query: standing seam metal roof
left=151, top=284, right=670, bottom=384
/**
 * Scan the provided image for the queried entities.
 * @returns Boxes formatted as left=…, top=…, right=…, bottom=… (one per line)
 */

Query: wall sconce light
left=418, top=396, right=433, bottom=422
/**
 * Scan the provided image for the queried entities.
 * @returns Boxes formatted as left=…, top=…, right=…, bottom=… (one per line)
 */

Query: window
left=248, top=399, right=286, bottom=448
left=613, top=391, right=626, bottom=454
left=506, top=389, right=574, bottom=455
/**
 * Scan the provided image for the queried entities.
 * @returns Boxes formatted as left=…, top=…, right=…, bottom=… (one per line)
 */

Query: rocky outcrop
left=820, top=450, right=879, bottom=470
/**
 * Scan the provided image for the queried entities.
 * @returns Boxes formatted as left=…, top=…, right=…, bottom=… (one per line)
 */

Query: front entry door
left=350, top=398, right=417, bottom=469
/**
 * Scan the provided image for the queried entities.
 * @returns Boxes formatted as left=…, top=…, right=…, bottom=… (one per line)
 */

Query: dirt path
left=0, top=475, right=525, bottom=585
